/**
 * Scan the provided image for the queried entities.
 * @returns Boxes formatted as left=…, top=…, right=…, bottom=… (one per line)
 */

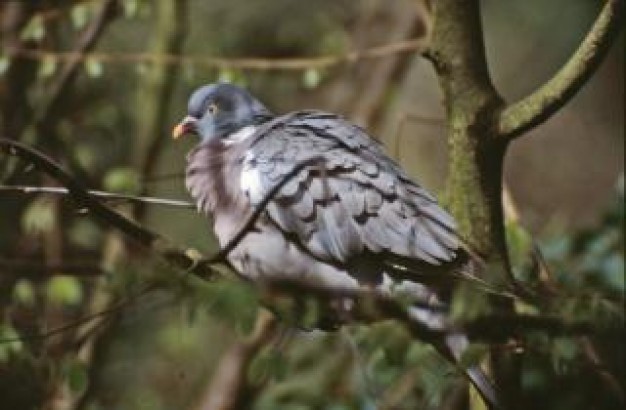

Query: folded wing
left=240, top=111, right=461, bottom=271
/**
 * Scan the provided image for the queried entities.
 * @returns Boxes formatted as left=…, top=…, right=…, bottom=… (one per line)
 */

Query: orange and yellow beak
left=172, top=116, right=197, bottom=139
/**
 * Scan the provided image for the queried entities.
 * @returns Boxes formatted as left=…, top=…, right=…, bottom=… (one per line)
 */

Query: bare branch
left=0, top=138, right=324, bottom=281
left=0, top=137, right=218, bottom=279
left=498, top=0, right=624, bottom=140
left=194, top=309, right=278, bottom=410
left=134, top=0, right=189, bottom=220
left=579, top=336, right=625, bottom=404
left=0, top=283, right=155, bottom=345
left=0, top=185, right=194, bottom=208
left=7, top=38, right=428, bottom=72
left=37, top=0, right=119, bottom=127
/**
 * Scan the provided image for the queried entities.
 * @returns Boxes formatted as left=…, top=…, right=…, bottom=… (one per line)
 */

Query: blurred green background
left=0, top=1, right=623, bottom=409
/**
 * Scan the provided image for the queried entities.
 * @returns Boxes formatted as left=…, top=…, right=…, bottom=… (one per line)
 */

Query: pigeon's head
left=172, top=83, right=272, bottom=142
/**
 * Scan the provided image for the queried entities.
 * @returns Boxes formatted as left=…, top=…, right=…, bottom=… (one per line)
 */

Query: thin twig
left=7, top=38, right=428, bottom=71
left=0, top=137, right=218, bottom=279
left=0, top=138, right=323, bottom=281
left=36, top=0, right=118, bottom=127
left=498, top=0, right=624, bottom=140
left=579, top=336, right=625, bottom=403
left=0, top=185, right=194, bottom=208
left=134, top=0, right=189, bottom=220
left=0, top=283, right=156, bottom=344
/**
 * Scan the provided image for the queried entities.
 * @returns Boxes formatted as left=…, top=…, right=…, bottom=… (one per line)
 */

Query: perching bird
left=173, top=82, right=499, bottom=408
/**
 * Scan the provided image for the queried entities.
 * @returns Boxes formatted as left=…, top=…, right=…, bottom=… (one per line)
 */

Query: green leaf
left=300, top=297, right=322, bottom=329
left=0, top=323, right=23, bottom=362
left=74, top=144, right=96, bottom=169
left=216, top=69, right=247, bottom=87
left=602, top=254, right=624, bottom=291
left=12, top=280, right=35, bottom=306
left=459, top=344, right=489, bottom=368
left=39, top=55, right=58, bottom=78
left=303, top=68, right=321, bottom=89
left=20, top=15, right=45, bottom=41
left=450, top=282, right=491, bottom=322
left=551, top=338, right=578, bottom=375
left=69, top=219, right=103, bottom=249
left=103, top=167, right=140, bottom=194
left=198, top=281, right=258, bottom=334
left=22, top=198, right=56, bottom=235
left=505, top=220, right=534, bottom=281
left=84, top=57, right=104, bottom=78
left=0, top=55, right=9, bottom=76
left=64, top=359, right=88, bottom=393
left=122, top=0, right=140, bottom=18
left=249, top=349, right=287, bottom=383
left=521, top=366, right=548, bottom=390
left=71, top=3, right=90, bottom=30
left=183, top=63, right=195, bottom=81
left=46, top=276, right=83, bottom=306
left=135, top=62, right=149, bottom=76
left=217, top=69, right=234, bottom=83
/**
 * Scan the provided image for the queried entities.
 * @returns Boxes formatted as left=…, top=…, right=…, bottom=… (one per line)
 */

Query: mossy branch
left=498, top=0, right=624, bottom=140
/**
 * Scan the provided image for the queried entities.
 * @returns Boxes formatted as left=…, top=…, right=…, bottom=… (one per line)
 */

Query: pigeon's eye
left=206, top=103, right=219, bottom=115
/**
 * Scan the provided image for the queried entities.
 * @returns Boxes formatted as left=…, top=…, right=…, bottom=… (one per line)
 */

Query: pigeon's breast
left=185, top=140, right=248, bottom=217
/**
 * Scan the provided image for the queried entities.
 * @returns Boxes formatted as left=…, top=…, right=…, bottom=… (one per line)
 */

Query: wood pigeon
left=173, top=82, right=499, bottom=408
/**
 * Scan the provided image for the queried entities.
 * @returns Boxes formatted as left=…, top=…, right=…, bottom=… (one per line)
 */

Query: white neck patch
left=224, top=125, right=257, bottom=145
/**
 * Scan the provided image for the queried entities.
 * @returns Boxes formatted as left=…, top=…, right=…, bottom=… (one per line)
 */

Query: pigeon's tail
left=441, top=333, right=501, bottom=410
left=408, top=307, right=501, bottom=410
left=466, top=364, right=500, bottom=410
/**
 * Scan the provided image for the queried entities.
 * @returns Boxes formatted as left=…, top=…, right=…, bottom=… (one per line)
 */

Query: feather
left=291, top=190, right=316, bottom=220
left=338, top=187, right=365, bottom=218
left=365, top=189, right=383, bottom=214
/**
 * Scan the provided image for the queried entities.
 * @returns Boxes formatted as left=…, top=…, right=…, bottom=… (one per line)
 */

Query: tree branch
left=498, top=0, right=624, bottom=140
left=7, top=38, right=428, bottom=71
left=134, top=0, right=189, bottom=220
left=259, top=278, right=623, bottom=341
left=0, top=185, right=194, bottom=208
left=36, top=0, right=119, bottom=127
left=0, top=283, right=155, bottom=345
left=0, top=138, right=323, bottom=280
left=194, top=309, right=278, bottom=410
left=0, top=137, right=218, bottom=279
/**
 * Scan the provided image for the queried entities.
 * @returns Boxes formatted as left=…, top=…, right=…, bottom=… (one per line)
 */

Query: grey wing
left=240, top=111, right=460, bottom=268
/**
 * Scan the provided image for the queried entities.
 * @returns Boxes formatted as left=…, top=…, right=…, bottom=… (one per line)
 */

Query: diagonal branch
left=36, top=0, right=118, bottom=127
left=0, top=137, right=218, bottom=279
left=0, top=138, right=323, bottom=280
left=194, top=309, right=278, bottom=410
left=498, top=0, right=624, bottom=140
